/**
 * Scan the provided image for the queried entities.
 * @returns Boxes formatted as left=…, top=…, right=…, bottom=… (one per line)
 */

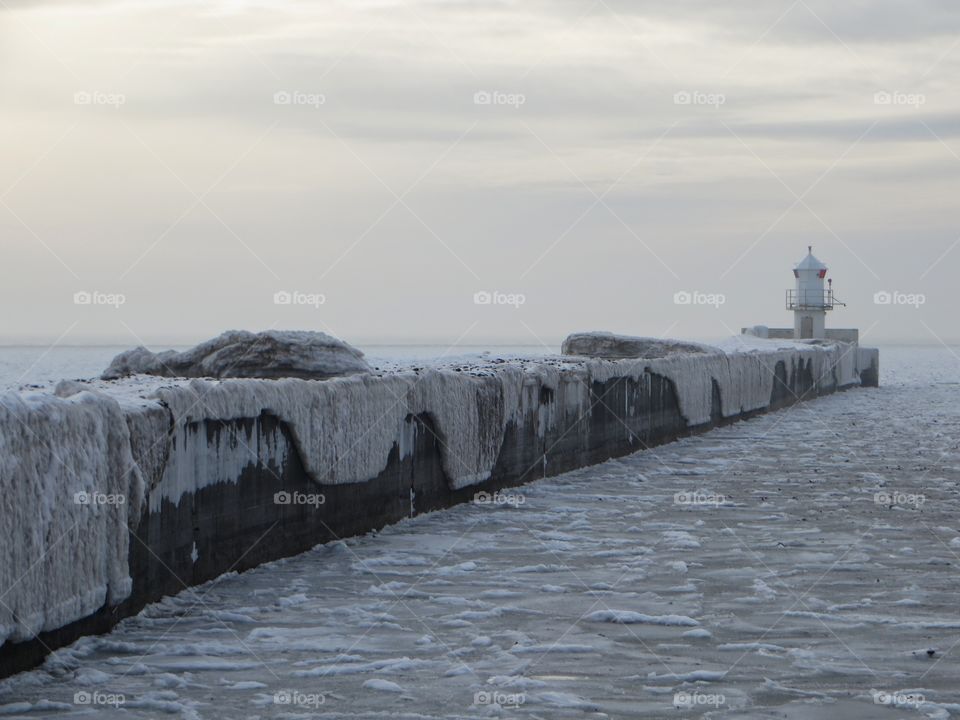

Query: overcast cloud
left=1, top=0, right=957, bottom=347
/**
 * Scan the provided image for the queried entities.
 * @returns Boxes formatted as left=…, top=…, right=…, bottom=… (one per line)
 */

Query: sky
left=1, top=0, right=958, bottom=349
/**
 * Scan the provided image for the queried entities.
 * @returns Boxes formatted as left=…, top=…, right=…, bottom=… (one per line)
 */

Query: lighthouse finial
left=808, top=245, right=812, bottom=254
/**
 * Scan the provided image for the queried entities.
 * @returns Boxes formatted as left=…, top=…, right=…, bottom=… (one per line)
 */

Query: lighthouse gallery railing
left=786, top=289, right=836, bottom=310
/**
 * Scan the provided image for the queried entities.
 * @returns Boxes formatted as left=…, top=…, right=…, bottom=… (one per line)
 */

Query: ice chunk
left=362, top=678, right=405, bottom=693
left=585, top=610, right=699, bottom=626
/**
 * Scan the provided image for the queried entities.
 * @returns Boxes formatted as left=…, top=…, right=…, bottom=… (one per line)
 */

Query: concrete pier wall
left=0, top=341, right=874, bottom=677
left=859, top=347, right=880, bottom=387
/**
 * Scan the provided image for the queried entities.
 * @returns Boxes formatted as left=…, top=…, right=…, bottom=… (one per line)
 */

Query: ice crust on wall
left=150, top=404, right=291, bottom=512
left=152, top=338, right=861, bottom=492
left=0, top=389, right=144, bottom=645
left=154, top=367, right=526, bottom=491
left=124, top=404, right=171, bottom=493
left=582, top=336, right=862, bottom=426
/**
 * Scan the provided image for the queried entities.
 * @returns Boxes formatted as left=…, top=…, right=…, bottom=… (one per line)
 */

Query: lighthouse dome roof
left=796, top=247, right=827, bottom=271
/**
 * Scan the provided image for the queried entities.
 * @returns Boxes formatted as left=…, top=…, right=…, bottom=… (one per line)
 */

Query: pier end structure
left=0, top=336, right=876, bottom=677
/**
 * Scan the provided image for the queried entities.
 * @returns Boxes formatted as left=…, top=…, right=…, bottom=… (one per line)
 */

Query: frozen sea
left=1, top=345, right=959, bottom=718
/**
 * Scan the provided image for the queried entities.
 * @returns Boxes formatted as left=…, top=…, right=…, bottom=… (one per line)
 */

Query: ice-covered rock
left=101, top=330, right=371, bottom=381
left=100, top=346, right=162, bottom=380
left=561, top=332, right=716, bottom=359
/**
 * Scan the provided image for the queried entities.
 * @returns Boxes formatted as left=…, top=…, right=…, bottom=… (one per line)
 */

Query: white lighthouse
left=741, top=247, right=874, bottom=385
left=787, top=246, right=837, bottom=339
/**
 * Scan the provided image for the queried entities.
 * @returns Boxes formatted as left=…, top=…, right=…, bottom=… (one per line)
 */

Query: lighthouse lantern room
left=786, top=246, right=838, bottom=339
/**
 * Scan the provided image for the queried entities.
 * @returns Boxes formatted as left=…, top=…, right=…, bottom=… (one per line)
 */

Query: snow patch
left=362, top=678, right=405, bottom=693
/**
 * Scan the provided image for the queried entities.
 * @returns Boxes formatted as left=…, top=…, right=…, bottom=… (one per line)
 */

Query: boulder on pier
left=102, top=330, right=372, bottom=381
left=561, top=331, right=715, bottom=359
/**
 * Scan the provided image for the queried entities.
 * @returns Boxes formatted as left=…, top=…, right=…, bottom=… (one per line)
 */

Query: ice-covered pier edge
left=0, top=334, right=878, bottom=677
